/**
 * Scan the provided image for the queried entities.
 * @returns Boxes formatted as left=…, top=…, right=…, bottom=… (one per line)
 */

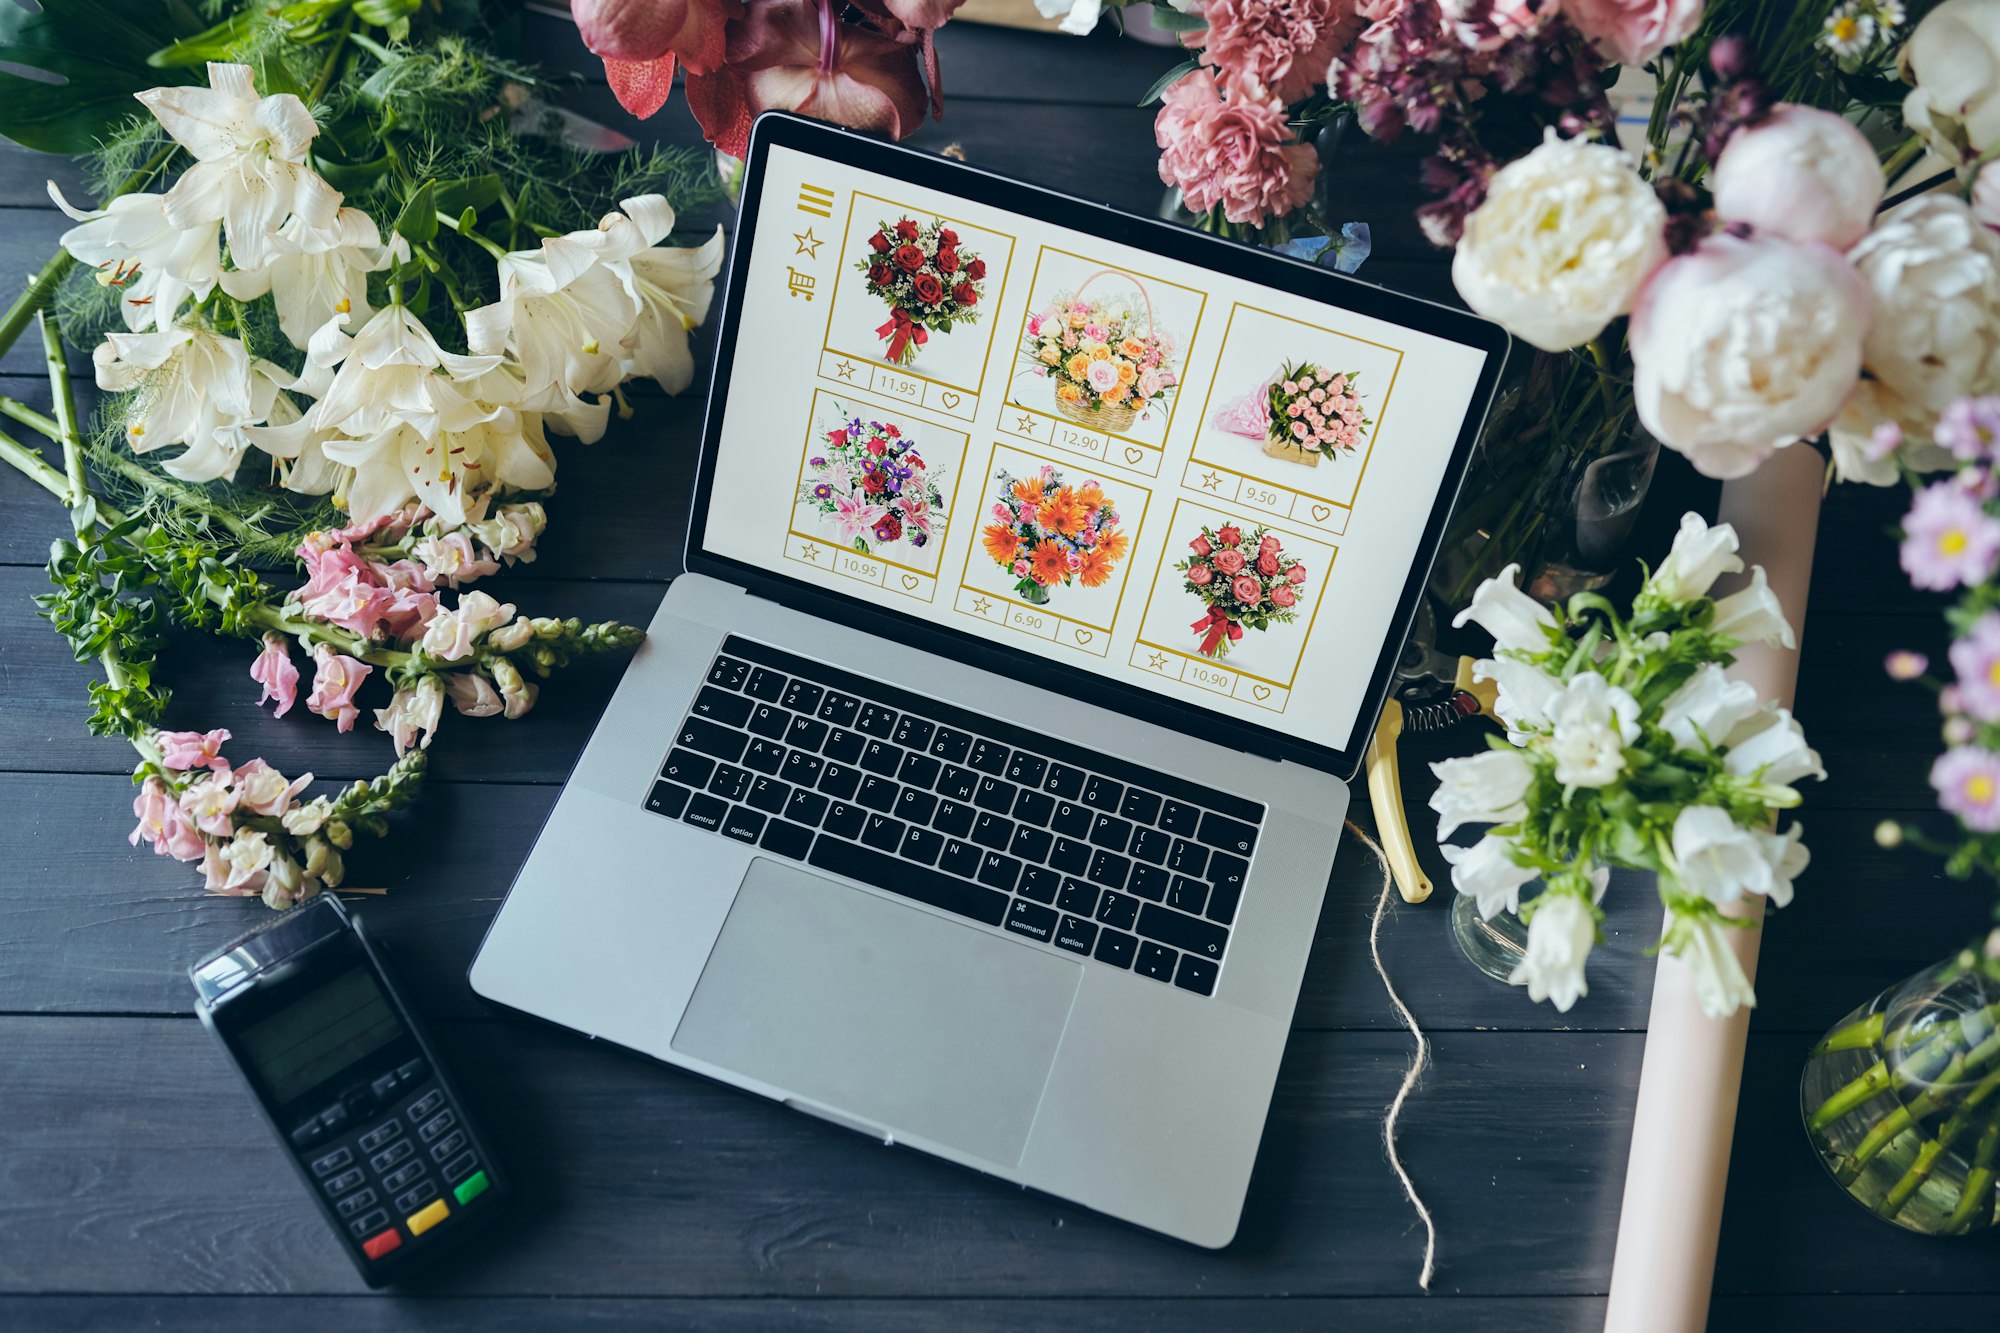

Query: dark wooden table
left=2, top=14, right=1995, bottom=1331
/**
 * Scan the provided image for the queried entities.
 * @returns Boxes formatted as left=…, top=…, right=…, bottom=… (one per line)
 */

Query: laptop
left=470, top=111, right=1509, bottom=1248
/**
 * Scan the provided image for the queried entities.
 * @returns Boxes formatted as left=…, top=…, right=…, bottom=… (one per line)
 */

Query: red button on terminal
left=362, top=1228, right=402, bottom=1260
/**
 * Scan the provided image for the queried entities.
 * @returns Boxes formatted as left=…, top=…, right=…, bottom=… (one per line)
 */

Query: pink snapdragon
left=445, top=672, right=505, bottom=718
left=306, top=644, right=373, bottom=732
left=1155, top=69, right=1316, bottom=228
left=130, top=778, right=206, bottom=862
left=156, top=729, right=230, bottom=770
left=231, top=758, right=313, bottom=817
left=250, top=634, right=300, bottom=717
left=413, top=530, right=502, bottom=587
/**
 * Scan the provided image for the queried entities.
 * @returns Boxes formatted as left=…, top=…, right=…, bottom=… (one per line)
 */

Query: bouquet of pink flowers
left=1215, top=360, right=1373, bottom=467
left=802, top=408, right=945, bottom=554
left=1177, top=523, right=1309, bottom=658
left=857, top=217, right=987, bottom=366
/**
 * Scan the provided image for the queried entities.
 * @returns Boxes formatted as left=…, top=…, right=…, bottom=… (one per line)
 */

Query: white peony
left=1548, top=673, right=1640, bottom=788
left=1658, top=663, right=1762, bottom=753
left=1451, top=562, right=1557, bottom=653
left=1427, top=748, right=1533, bottom=840
left=1900, top=0, right=2000, bottom=164
left=1451, top=130, right=1667, bottom=352
left=49, top=185, right=220, bottom=332
left=1509, top=890, right=1596, bottom=1012
left=92, top=325, right=293, bottom=482
left=1678, top=913, right=1758, bottom=1018
left=1710, top=104, right=1885, bottom=251
left=1712, top=566, right=1796, bottom=649
left=1441, top=834, right=1539, bottom=920
left=1630, top=233, right=1869, bottom=480
left=1650, top=512, right=1744, bottom=603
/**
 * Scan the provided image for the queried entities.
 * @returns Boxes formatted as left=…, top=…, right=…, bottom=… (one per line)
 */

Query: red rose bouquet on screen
left=802, top=408, right=946, bottom=555
left=857, top=217, right=986, bottom=366
left=1178, top=523, right=1309, bottom=658
left=981, top=465, right=1129, bottom=605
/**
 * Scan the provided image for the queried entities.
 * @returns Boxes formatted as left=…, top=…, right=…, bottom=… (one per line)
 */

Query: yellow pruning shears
left=1363, top=657, right=1499, bottom=904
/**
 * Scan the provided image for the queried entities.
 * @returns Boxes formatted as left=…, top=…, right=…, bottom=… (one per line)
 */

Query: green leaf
left=354, top=0, right=422, bottom=28
left=315, top=155, right=396, bottom=191
left=435, top=173, right=503, bottom=218
left=392, top=179, right=437, bottom=245
left=0, top=0, right=206, bottom=154
left=1138, top=58, right=1199, bottom=107
left=1147, top=6, right=1207, bottom=31
left=146, top=11, right=252, bottom=69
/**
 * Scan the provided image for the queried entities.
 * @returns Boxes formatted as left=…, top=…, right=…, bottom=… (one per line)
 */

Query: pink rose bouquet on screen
left=1176, top=523, right=1310, bottom=658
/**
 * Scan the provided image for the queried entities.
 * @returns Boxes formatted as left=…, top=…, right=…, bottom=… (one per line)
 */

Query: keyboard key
left=938, top=838, right=982, bottom=878
left=894, top=788, right=938, bottom=825
left=359, top=1121, right=402, bottom=1152
left=1005, top=899, right=1058, bottom=942
left=817, top=691, right=860, bottom=727
left=1054, top=915, right=1098, bottom=955
left=861, top=813, right=907, bottom=853
left=1130, top=827, right=1171, bottom=865
left=970, top=812, right=1014, bottom=851
left=937, top=766, right=979, bottom=802
left=1166, top=839, right=1209, bottom=877
left=1088, top=813, right=1133, bottom=852
left=747, top=704, right=791, bottom=741
left=823, top=801, right=865, bottom=839
left=1094, top=929, right=1137, bottom=969
left=1095, top=890, right=1140, bottom=930
left=1207, top=852, right=1249, bottom=900
left=1138, top=902, right=1229, bottom=960
left=929, top=727, right=973, bottom=763
left=1119, top=789, right=1163, bottom=825
left=891, top=715, right=934, bottom=751
left=901, top=826, right=944, bottom=866
left=1087, top=850, right=1131, bottom=890
left=1005, top=752, right=1048, bottom=788
left=785, top=789, right=830, bottom=827
left=397, top=1183, right=442, bottom=1216
left=1057, top=877, right=1098, bottom=915
left=898, top=752, right=942, bottom=789
left=1160, top=800, right=1201, bottom=837
left=1010, top=825, right=1053, bottom=864
left=1175, top=954, right=1219, bottom=996
left=1049, top=836, right=1091, bottom=873
left=780, top=679, right=823, bottom=715
left=824, top=728, right=865, bottom=765
left=721, top=807, right=765, bottom=843
left=809, top=838, right=1009, bottom=926
left=780, top=751, right=824, bottom=789
left=760, top=819, right=814, bottom=860
left=1128, top=864, right=1169, bottom=902
left=933, top=799, right=975, bottom=838
left=683, top=794, right=727, bottom=832
left=1198, top=811, right=1260, bottom=857
left=973, top=776, right=1017, bottom=813
left=1167, top=875, right=1208, bottom=914
left=1013, top=790, right=1055, bottom=827
left=1206, top=879, right=1243, bottom=926
left=859, top=740, right=904, bottom=777
left=446, top=1156, right=483, bottom=1187
left=645, top=782, right=692, bottom=819
left=1050, top=801, right=1092, bottom=837
left=977, top=851, right=1022, bottom=892
left=744, top=667, right=787, bottom=702
left=1043, top=763, right=1086, bottom=799
left=967, top=738, right=1009, bottom=775
left=360, top=1222, right=401, bottom=1256
left=707, top=764, right=751, bottom=802
left=677, top=717, right=747, bottom=763
left=818, top=762, right=861, bottom=800
left=747, top=776, right=791, bottom=814
left=1017, top=866, right=1061, bottom=904
left=1136, top=941, right=1177, bottom=983
left=856, top=776, right=898, bottom=812
left=707, top=655, right=750, bottom=690
left=659, top=748, right=715, bottom=789
left=1081, top=775, right=1124, bottom=812
left=785, top=716, right=829, bottom=752
left=691, top=686, right=752, bottom=727
left=855, top=702, right=898, bottom=739
left=408, top=1091, right=444, bottom=1120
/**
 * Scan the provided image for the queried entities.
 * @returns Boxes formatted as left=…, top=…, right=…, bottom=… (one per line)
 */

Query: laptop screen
left=694, top=120, right=1501, bottom=770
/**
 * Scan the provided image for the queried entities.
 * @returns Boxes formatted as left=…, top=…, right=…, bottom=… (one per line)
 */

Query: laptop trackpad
left=671, top=858, right=1084, bottom=1167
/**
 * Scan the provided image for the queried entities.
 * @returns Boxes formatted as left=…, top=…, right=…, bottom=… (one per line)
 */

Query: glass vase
left=1450, top=889, right=1529, bottom=984
left=1799, top=943, right=2000, bottom=1235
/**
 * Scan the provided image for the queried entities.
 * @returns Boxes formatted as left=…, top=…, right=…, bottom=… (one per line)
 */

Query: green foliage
left=0, top=0, right=205, bottom=153
left=35, top=520, right=172, bottom=738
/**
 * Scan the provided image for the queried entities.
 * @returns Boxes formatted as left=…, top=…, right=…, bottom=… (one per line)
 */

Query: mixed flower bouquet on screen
left=858, top=217, right=986, bottom=366
left=0, top=1, right=723, bottom=907
left=1430, top=514, right=1818, bottom=1016
left=1177, top=523, right=1310, bottom=658
left=981, top=466, right=1130, bottom=604
left=1022, top=288, right=1179, bottom=433
left=802, top=409, right=945, bottom=552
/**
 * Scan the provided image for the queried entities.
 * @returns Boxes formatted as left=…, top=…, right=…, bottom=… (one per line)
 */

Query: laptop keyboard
left=642, top=635, right=1263, bottom=997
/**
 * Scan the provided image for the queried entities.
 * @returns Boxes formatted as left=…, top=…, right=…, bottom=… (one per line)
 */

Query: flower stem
left=0, top=252, right=75, bottom=369
left=1809, top=1001, right=2000, bottom=1131
left=1946, top=1116, right=1999, bottom=1233
left=1811, top=1011, right=1885, bottom=1057
left=1875, top=1066, right=2000, bottom=1218
left=0, top=426, right=129, bottom=525
left=41, top=312, right=87, bottom=508
left=435, top=210, right=508, bottom=261
left=0, top=393, right=61, bottom=441
left=1834, top=1027, right=2000, bottom=1185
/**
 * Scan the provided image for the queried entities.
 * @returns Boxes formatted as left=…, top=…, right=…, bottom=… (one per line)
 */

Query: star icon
left=801, top=542, right=822, bottom=562
left=1200, top=470, right=1223, bottom=491
left=835, top=358, right=858, bottom=381
left=1147, top=651, right=1169, bottom=670
left=972, top=596, right=992, bottom=615
left=1015, top=414, right=1038, bottom=434
left=793, top=227, right=823, bottom=258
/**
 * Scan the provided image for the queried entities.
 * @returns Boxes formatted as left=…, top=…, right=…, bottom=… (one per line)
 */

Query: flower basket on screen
left=1021, top=271, right=1178, bottom=435
left=856, top=216, right=986, bottom=366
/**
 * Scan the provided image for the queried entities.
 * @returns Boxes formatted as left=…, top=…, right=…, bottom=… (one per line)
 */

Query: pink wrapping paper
left=1603, top=444, right=1824, bottom=1332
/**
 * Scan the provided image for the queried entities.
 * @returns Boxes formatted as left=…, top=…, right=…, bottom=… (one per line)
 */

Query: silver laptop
left=470, top=112, right=1508, bottom=1248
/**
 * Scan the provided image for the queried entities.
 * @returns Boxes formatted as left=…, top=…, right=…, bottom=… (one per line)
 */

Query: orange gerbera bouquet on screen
left=981, top=465, right=1128, bottom=606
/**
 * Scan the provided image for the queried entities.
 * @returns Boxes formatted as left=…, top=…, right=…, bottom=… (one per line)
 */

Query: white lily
left=49, top=184, right=220, bottom=331
left=220, top=207, right=405, bottom=349
left=620, top=223, right=725, bottom=394
left=1658, top=663, right=1762, bottom=753
left=1712, top=565, right=1796, bottom=649
left=1428, top=748, right=1533, bottom=840
left=1509, top=890, right=1596, bottom=1012
left=1441, top=833, right=1539, bottom=919
left=137, top=63, right=341, bottom=273
left=92, top=324, right=294, bottom=482
left=1649, top=512, right=1744, bottom=603
left=1452, top=562, right=1557, bottom=652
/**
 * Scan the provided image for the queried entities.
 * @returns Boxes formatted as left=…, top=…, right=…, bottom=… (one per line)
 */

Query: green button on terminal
left=453, top=1170, right=491, bottom=1206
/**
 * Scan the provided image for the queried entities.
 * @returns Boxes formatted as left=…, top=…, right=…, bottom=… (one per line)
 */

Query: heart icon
left=940, top=390, right=961, bottom=410
left=1124, top=446, right=1144, bottom=465
left=902, top=574, right=920, bottom=590
left=1310, top=504, right=1332, bottom=522
left=1074, top=628, right=1094, bottom=645
left=1252, top=684, right=1271, bottom=701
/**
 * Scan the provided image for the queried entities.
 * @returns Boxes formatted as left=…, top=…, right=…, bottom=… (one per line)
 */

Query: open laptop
left=470, top=112, right=1508, bottom=1248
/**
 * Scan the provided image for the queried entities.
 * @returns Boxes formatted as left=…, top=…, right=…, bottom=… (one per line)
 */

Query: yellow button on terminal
left=406, top=1198, right=450, bottom=1236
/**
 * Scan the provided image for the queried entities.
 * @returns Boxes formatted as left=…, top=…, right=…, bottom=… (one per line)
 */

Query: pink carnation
left=1186, top=0, right=1363, bottom=104
left=1155, top=69, right=1317, bottom=228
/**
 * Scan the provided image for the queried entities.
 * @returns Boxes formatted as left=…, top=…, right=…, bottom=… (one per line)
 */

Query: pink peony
left=1562, top=0, right=1703, bottom=67
left=157, top=729, right=230, bottom=771
left=1188, top=563, right=1215, bottom=585
left=250, top=635, right=300, bottom=717
left=1271, top=582, right=1298, bottom=607
left=1190, top=534, right=1214, bottom=557
left=1711, top=105, right=1884, bottom=252
left=306, top=644, right=372, bottom=733
left=1186, top=0, right=1363, bottom=104
left=1231, top=574, right=1264, bottom=603
left=1155, top=69, right=1317, bottom=228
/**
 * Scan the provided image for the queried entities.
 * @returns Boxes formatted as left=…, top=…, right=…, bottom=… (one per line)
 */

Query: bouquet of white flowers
left=1430, top=514, right=1823, bottom=1017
